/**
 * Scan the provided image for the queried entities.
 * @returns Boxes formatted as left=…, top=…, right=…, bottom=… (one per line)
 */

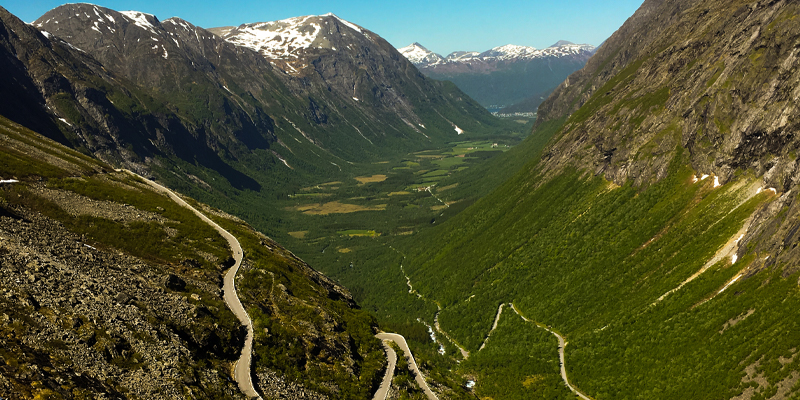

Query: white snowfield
left=119, top=10, right=159, bottom=34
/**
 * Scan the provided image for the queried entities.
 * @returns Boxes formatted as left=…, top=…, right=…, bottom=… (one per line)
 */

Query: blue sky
left=6, top=0, right=644, bottom=54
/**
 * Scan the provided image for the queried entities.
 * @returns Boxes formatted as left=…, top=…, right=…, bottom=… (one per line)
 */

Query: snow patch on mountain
left=225, top=16, right=320, bottom=59
left=445, top=51, right=481, bottom=62
left=120, top=11, right=159, bottom=34
left=320, top=13, right=363, bottom=33
left=164, top=17, right=194, bottom=33
left=220, top=13, right=367, bottom=62
left=482, top=44, right=539, bottom=59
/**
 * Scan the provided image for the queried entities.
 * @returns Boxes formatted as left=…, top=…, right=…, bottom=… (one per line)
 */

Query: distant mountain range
left=399, top=41, right=596, bottom=112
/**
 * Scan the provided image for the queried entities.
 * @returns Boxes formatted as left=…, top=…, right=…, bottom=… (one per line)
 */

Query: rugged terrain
left=0, top=113, right=384, bottom=399
left=10, top=0, right=800, bottom=398
left=536, top=0, right=800, bottom=191
left=0, top=4, right=527, bottom=397
left=399, top=41, right=594, bottom=111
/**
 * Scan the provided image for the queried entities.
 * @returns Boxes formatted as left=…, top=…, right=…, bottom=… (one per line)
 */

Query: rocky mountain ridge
left=536, top=0, right=800, bottom=190
left=397, top=42, right=444, bottom=66
left=24, top=3, right=502, bottom=198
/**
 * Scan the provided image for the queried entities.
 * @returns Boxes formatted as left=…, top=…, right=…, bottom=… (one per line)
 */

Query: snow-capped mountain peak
left=216, top=13, right=371, bottom=74
left=398, top=42, right=443, bottom=65
left=224, top=15, right=322, bottom=60
left=444, top=51, right=481, bottom=62
left=319, top=12, right=364, bottom=33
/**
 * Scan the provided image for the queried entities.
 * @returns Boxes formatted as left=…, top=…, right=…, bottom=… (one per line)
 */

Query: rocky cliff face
left=537, top=0, right=800, bottom=190
left=530, top=0, right=800, bottom=290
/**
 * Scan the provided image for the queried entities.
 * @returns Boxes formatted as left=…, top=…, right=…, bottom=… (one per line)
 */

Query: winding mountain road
left=374, top=333, right=439, bottom=400
left=119, top=170, right=262, bottom=399
left=509, top=304, right=590, bottom=400
left=373, top=337, right=398, bottom=400
left=478, top=304, right=505, bottom=351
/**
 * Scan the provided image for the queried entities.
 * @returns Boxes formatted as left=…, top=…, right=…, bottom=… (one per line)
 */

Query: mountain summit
left=398, top=42, right=445, bottom=65
left=213, top=13, right=370, bottom=74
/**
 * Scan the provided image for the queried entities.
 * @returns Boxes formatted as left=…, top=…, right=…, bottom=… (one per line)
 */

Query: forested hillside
left=348, top=0, right=800, bottom=398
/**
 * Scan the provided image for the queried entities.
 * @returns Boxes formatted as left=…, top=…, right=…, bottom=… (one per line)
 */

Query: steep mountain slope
left=400, top=41, right=595, bottom=110
left=35, top=4, right=500, bottom=168
left=0, top=4, right=270, bottom=194
left=0, top=113, right=384, bottom=398
left=20, top=4, right=519, bottom=241
left=213, top=12, right=497, bottom=142
left=535, top=0, right=800, bottom=192
left=381, top=0, right=800, bottom=399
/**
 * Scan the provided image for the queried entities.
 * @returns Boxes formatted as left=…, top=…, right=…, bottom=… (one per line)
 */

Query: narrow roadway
left=509, top=304, right=591, bottom=400
left=478, top=304, right=505, bottom=351
left=120, top=170, right=262, bottom=399
left=372, top=338, right=397, bottom=400
left=374, top=333, right=439, bottom=400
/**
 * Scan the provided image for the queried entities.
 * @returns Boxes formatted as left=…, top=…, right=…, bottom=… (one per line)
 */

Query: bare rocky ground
left=255, top=369, right=329, bottom=399
left=0, top=199, right=245, bottom=399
